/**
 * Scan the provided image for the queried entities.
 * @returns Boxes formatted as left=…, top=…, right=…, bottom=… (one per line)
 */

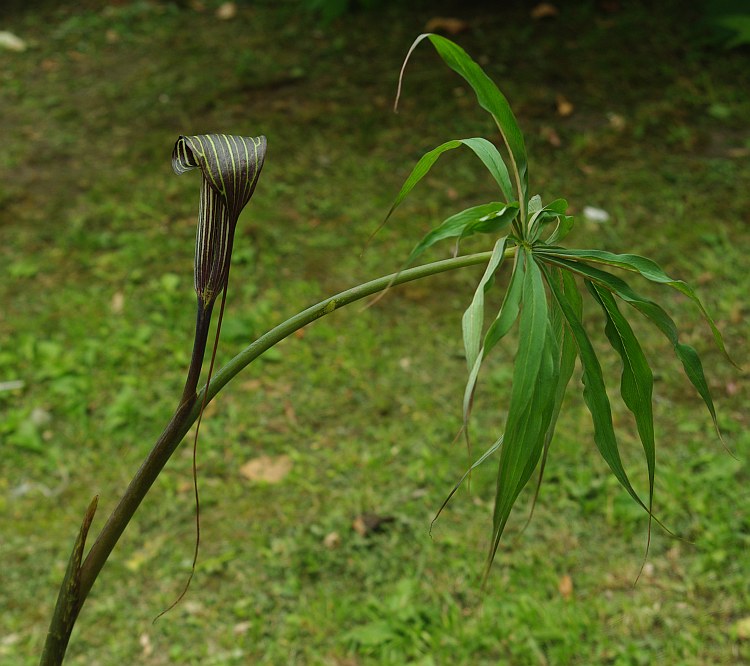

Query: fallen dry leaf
left=607, top=112, right=626, bottom=131
left=239, top=454, right=292, bottom=483
left=233, top=620, right=252, bottom=635
left=424, top=17, right=470, bottom=35
left=556, top=93, right=574, bottom=117
left=727, top=147, right=750, bottom=158
left=531, top=3, right=559, bottom=19
left=729, top=302, right=742, bottom=324
left=240, top=378, right=263, bottom=392
left=284, top=400, right=298, bottom=426
left=139, top=633, right=153, bottom=658
left=216, top=2, right=236, bottom=20
left=697, top=271, right=715, bottom=286
left=352, top=513, right=395, bottom=537
left=558, top=573, right=573, bottom=599
left=735, top=617, right=750, bottom=640
left=540, top=125, right=562, bottom=147
left=323, top=531, right=341, bottom=549
left=111, top=291, right=124, bottom=314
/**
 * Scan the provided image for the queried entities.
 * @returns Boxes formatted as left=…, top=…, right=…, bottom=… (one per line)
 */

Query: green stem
left=41, top=249, right=507, bottom=666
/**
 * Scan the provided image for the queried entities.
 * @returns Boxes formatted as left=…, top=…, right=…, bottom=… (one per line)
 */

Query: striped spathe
left=172, top=134, right=267, bottom=305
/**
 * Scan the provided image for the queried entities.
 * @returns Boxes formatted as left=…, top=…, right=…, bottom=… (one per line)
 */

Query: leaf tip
left=395, top=33, right=433, bottom=113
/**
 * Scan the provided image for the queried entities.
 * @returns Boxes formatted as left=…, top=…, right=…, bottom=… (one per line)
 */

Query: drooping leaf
left=382, top=138, right=515, bottom=230
left=462, top=237, right=509, bottom=373
left=400, top=34, right=528, bottom=217
left=543, top=263, right=648, bottom=513
left=537, top=247, right=734, bottom=365
left=488, top=249, right=553, bottom=568
left=587, top=280, right=656, bottom=530
left=405, top=202, right=518, bottom=266
left=543, top=256, right=724, bottom=444
left=173, top=134, right=267, bottom=305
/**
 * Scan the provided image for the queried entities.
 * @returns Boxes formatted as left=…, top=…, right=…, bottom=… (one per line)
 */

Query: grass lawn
left=1, top=1, right=749, bottom=664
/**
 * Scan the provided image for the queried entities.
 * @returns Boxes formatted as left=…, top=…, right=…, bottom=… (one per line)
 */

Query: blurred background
left=1, top=1, right=748, bottom=664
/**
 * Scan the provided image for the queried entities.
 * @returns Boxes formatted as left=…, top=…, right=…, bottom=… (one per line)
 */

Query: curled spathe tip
left=172, top=134, right=267, bottom=218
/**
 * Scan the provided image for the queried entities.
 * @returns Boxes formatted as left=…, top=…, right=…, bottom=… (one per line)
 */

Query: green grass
left=1, top=1, right=749, bottom=664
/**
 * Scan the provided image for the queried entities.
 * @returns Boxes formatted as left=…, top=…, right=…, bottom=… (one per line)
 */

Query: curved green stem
left=205, top=250, right=498, bottom=403
left=41, top=249, right=508, bottom=666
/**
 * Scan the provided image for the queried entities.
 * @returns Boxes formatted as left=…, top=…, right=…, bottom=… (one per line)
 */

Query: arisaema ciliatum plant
left=384, top=34, right=735, bottom=577
left=41, top=36, right=733, bottom=666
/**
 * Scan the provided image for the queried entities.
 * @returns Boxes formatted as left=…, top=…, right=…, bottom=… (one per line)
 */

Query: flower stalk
left=38, top=156, right=501, bottom=664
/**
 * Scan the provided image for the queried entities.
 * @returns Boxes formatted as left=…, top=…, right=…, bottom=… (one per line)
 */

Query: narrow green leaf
left=462, top=249, right=523, bottom=437
left=528, top=198, right=568, bottom=242
left=527, top=194, right=543, bottom=216
left=488, top=249, right=553, bottom=567
left=544, top=214, right=575, bottom=245
left=543, top=263, right=648, bottom=513
left=483, top=252, right=525, bottom=354
left=527, top=267, right=580, bottom=519
left=382, top=138, right=514, bottom=228
left=405, top=203, right=517, bottom=267
left=460, top=137, right=515, bottom=203
left=545, top=269, right=581, bottom=445
left=542, top=256, right=724, bottom=443
left=462, top=237, right=509, bottom=372
left=404, top=34, right=528, bottom=216
left=586, top=280, right=656, bottom=526
left=537, top=247, right=734, bottom=365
